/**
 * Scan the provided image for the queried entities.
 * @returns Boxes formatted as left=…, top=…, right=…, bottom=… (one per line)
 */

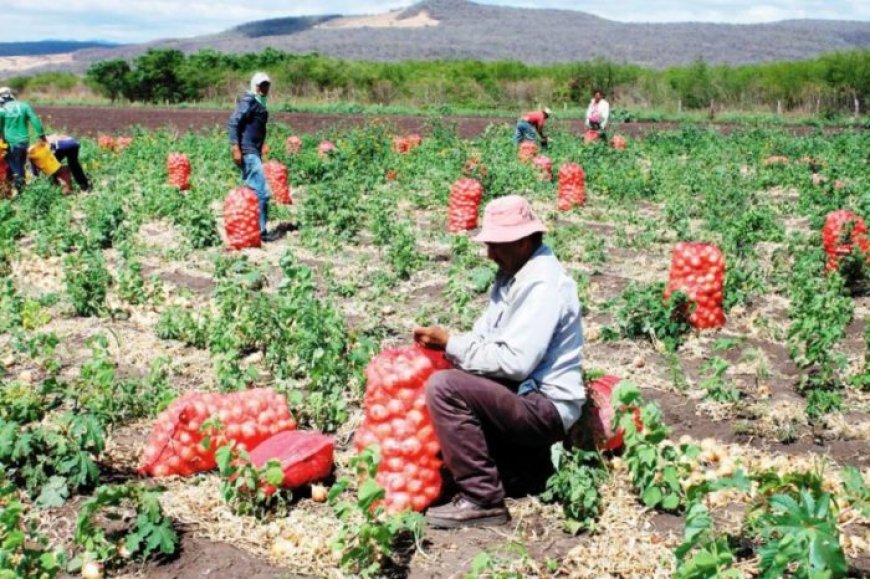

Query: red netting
left=665, top=242, right=726, bottom=330
left=354, top=346, right=452, bottom=513
left=557, top=163, right=585, bottom=211
left=224, top=186, right=261, bottom=250
left=448, top=177, right=484, bottom=233
left=139, top=388, right=297, bottom=477
left=167, top=153, right=191, bottom=190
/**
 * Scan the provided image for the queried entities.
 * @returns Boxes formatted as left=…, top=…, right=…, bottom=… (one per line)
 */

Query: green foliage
left=85, top=59, right=131, bottom=102
left=329, top=447, right=424, bottom=578
left=0, top=481, right=64, bottom=578
left=699, top=357, right=741, bottom=403
left=82, top=48, right=870, bottom=117
left=755, top=491, right=846, bottom=579
left=64, top=248, right=110, bottom=317
left=840, top=466, right=870, bottom=518
left=73, top=483, right=177, bottom=571
left=540, top=448, right=608, bottom=534
left=0, top=412, right=105, bottom=507
left=674, top=502, right=740, bottom=579
left=613, top=383, right=698, bottom=513
left=603, top=283, right=693, bottom=352
left=215, top=445, right=291, bottom=518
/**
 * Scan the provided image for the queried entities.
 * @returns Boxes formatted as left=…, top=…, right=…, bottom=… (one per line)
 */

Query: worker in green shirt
left=0, top=87, right=46, bottom=192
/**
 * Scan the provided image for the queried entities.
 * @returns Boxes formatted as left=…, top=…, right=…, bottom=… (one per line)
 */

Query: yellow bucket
left=28, top=141, right=61, bottom=176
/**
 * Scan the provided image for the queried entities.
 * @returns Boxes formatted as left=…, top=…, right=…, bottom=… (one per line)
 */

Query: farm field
left=0, top=114, right=868, bottom=578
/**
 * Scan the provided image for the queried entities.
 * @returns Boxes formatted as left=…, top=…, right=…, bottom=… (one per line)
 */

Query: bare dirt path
left=36, top=105, right=855, bottom=140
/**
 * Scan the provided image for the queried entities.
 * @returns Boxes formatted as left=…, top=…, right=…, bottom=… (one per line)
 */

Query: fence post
left=777, top=100, right=782, bottom=115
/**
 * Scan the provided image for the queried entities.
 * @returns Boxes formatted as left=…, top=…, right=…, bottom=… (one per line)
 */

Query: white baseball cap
left=250, top=72, right=271, bottom=92
left=0, top=87, right=13, bottom=102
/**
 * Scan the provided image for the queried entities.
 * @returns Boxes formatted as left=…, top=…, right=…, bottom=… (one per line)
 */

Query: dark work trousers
left=425, top=369, right=565, bottom=507
left=52, top=139, right=90, bottom=191
left=7, top=144, right=27, bottom=191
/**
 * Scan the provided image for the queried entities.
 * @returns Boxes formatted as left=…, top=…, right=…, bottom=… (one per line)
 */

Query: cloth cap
left=250, top=72, right=271, bottom=93
left=543, top=107, right=552, bottom=116
left=473, top=195, right=547, bottom=244
left=0, top=87, right=13, bottom=102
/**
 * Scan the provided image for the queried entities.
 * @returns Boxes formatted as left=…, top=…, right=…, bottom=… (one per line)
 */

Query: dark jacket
left=227, top=93, right=269, bottom=156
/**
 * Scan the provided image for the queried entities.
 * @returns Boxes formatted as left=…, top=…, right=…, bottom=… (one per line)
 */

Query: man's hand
left=413, top=326, right=449, bottom=351
left=231, top=144, right=242, bottom=167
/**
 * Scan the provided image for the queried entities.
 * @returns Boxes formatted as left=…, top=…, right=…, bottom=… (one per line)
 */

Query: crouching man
left=414, top=195, right=585, bottom=528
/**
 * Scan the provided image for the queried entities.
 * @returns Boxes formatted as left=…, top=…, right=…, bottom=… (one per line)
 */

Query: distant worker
left=31, top=134, right=91, bottom=193
left=0, top=87, right=46, bottom=193
left=585, top=89, right=610, bottom=139
left=228, top=72, right=274, bottom=241
left=513, top=107, right=551, bottom=149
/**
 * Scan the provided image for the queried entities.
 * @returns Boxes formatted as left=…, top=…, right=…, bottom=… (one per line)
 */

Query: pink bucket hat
left=473, top=195, right=547, bottom=243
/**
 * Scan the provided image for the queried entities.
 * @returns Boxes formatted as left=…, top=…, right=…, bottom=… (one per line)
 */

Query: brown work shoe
left=425, top=495, right=510, bottom=529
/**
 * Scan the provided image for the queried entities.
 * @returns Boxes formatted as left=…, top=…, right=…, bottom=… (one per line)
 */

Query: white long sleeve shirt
left=445, top=245, right=585, bottom=431
left=585, top=98, right=610, bottom=129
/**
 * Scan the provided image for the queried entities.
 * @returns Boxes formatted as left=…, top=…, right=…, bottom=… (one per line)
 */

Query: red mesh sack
left=557, top=163, right=585, bottom=211
left=532, top=155, right=552, bottom=182
left=518, top=141, right=538, bottom=163
left=822, top=210, right=870, bottom=273
left=392, top=134, right=421, bottom=154
left=612, top=135, right=627, bottom=150
left=224, top=186, right=261, bottom=250
left=354, top=345, right=452, bottom=513
left=318, top=141, right=336, bottom=159
left=665, top=242, right=726, bottom=330
left=113, top=137, right=133, bottom=152
left=249, top=430, right=334, bottom=490
left=448, top=177, right=483, bottom=233
left=167, top=153, right=191, bottom=190
left=263, top=160, right=292, bottom=205
left=392, top=136, right=410, bottom=154
left=0, top=157, right=12, bottom=199
left=286, top=136, right=302, bottom=155
left=573, top=375, right=644, bottom=452
left=139, top=388, right=297, bottom=477
left=584, top=130, right=600, bottom=144
left=97, top=135, right=115, bottom=151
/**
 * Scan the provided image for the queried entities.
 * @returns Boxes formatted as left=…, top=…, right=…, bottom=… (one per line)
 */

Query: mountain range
left=3, top=0, right=869, bottom=75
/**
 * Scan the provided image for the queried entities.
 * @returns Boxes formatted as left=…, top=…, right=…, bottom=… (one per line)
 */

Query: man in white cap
left=0, top=87, right=47, bottom=193
left=228, top=72, right=274, bottom=241
left=513, top=107, right=551, bottom=148
left=585, top=88, right=610, bottom=140
left=414, top=195, right=585, bottom=528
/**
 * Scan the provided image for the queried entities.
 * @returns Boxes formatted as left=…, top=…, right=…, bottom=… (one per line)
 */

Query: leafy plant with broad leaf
left=328, top=446, right=424, bottom=577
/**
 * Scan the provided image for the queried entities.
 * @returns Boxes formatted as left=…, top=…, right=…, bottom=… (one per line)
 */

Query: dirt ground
left=7, top=110, right=868, bottom=578
left=34, top=106, right=855, bottom=141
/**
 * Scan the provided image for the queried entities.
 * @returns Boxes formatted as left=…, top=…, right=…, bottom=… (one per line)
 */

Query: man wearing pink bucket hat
left=415, top=195, right=585, bottom=529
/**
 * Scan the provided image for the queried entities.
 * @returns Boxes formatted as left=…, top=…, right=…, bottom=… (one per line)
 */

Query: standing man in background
left=0, top=87, right=46, bottom=193
left=228, top=72, right=274, bottom=241
left=585, top=89, right=610, bottom=140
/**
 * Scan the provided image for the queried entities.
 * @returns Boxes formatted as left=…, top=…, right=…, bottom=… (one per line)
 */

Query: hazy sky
left=4, top=0, right=868, bottom=43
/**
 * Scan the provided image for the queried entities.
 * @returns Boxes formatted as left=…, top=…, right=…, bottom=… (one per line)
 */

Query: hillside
left=9, top=0, right=870, bottom=74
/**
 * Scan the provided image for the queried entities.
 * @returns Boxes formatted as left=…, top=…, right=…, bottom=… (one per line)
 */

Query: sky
left=3, top=0, right=868, bottom=44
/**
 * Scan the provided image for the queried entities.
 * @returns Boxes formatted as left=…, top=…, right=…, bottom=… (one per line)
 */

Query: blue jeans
left=241, top=153, right=270, bottom=235
left=7, top=143, right=28, bottom=191
left=513, top=120, right=539, bottom=145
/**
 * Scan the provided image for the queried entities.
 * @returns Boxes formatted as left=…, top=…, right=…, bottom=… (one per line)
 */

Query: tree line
left=16, top=47, right=870, bottom=116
